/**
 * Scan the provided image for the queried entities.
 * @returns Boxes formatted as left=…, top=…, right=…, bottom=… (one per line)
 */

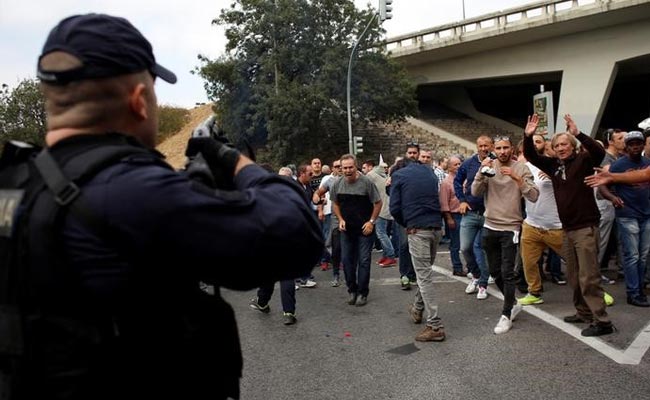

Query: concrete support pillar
left=556, top=61, right=618, bottom=136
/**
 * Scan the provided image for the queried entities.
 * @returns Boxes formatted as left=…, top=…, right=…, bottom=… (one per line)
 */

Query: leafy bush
left=157, top=105, right=190, bottom=144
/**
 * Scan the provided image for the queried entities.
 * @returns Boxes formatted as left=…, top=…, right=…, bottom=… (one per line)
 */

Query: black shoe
left=249, top=298, right=270, bottom=313
left=581, top=322, right=615, bottom=337
left=347, top=293, right=358, bottom=305
left=452, top=271, right=466, bottom=277
left=627, top=296, right=650, bottom=307
left=550, top=275, right=567, bottom=285
left=283, top=312, right=297, bottom=325
left=564, top=314, right=593, bottom=324
left=355, top=296, right=367, bottom=307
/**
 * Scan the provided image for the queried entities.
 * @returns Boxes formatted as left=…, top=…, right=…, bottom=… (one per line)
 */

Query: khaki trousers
left=520, top=222, right=564, bottom=295
left=563, top=226, right=609, bottom=323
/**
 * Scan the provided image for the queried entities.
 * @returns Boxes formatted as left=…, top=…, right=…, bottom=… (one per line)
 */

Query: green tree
left=0, top=79, right=191, bottom=149
left=197, top=0, right=417, bottom=165
left=0, top=79, right=47, bottom=146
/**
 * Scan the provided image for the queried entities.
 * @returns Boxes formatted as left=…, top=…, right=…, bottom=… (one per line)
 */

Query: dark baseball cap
left=37, top=13, right=176, bottom=85
left=624, top=130, right=645, bottom=145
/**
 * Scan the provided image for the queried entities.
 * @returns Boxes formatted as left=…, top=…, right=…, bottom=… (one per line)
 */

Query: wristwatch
left=369, top=219, right=376, bottom=225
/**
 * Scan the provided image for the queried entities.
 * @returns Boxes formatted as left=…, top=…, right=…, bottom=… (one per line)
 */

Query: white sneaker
left=488, top=275, right=495, bottom=285
left=510, top=303, right=523, bottom=321
left=476, top=286, right=488, bottom=299
left=300, top=279, right=317, bottom=288
left=466, top=272, right=473, bottom=279
left=494, top=315, right=512, bottom=334
left=465, top=279, right=479, bottom=294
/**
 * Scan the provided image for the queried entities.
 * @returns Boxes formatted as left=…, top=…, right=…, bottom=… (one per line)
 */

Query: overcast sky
left=0, top=0, right=534, bottom=108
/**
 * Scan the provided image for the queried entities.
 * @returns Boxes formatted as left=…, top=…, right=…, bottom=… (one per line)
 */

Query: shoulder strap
left=32, top=136, right=155, bottom=235
left=33, top=150, right=81, bottom=206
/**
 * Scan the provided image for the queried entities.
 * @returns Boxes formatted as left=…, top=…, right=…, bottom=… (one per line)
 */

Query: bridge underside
left=395, top=2, right=650, bottom=136
left=417, top=53, right=650, bottom=136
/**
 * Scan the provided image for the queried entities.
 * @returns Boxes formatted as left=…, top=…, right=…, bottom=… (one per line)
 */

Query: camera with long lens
left=480, top=152, right=497, bottom=177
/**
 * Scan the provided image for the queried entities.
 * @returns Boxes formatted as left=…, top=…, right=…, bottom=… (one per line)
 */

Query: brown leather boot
left=415, top=326, right=445, bottom=342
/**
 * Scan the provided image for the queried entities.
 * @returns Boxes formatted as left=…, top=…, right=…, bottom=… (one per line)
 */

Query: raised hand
left=524, top=114, right=539, bottom=137
left=564, top=114, right=579, bottom=136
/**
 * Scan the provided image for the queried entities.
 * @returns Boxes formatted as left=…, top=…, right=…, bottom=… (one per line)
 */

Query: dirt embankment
left=156, top=104, right=214, bottom=170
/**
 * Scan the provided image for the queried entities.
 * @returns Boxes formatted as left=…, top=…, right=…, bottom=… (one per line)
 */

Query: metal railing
left=385, top=0, right=632, bottom=53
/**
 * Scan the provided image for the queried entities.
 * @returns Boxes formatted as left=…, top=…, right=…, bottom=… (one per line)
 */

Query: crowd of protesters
left=249, top=114, right=650, bottom=340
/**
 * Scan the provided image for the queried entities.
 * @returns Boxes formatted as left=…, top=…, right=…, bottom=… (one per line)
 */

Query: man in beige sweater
left=472, top=136, right=539, bottom=334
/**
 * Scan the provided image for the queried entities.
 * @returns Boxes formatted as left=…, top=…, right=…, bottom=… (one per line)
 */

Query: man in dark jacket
left=13, top=13, right=323, bottom=399
left=390, top=159, right=445, bottom=342
left=454, top=136, right=493, bottom=298
left=524, top=114, right=613, bottom=337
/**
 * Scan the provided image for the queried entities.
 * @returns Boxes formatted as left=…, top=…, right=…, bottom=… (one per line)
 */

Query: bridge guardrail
left=385, top=0, right=634, bottom=53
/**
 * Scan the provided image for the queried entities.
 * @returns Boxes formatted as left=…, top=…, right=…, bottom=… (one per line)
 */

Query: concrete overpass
left=387, top=0, right=650, bottom=135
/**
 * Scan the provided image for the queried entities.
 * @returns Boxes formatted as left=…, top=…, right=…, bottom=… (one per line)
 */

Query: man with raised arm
left=524, top=114, right=614, bottom=337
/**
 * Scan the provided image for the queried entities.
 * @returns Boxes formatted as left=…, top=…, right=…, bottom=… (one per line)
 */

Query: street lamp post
left=346, top=12, right=378, bottom=155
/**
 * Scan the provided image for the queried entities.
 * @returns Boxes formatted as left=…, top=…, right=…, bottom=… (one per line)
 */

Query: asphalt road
left=223, top=244, right=650, bottom=400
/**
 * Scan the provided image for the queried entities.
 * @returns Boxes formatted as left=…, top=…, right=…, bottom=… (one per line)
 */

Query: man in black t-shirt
left=331, top=154, right=381, bottom=306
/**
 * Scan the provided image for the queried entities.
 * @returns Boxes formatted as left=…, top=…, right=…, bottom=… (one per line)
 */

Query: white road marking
left=428, top=264, right=650, bottom=365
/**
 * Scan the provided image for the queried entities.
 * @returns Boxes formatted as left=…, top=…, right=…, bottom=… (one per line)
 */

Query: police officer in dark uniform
left=20, top=13, right=323, bottom=400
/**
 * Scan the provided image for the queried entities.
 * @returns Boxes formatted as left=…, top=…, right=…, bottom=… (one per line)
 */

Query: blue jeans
left=340, top=231, right=375, bottom=297
left=460, top=211, right=489, bottom=287
left=331, top=227, right=342, bottom=278
left=389, top=220, right=400, bottom=256
left=257, top=279, right=296, bottom=313
left=546, top=248, right=563, bottom=277
left=320, top=214, right=332, bottom=263
left=616, top=217, right=650, bottom=298
left=397, top=223, right=415, bottom=280
left=375, top=217, right=396, bottom=258
left=448, top=213, right=463, bottom=272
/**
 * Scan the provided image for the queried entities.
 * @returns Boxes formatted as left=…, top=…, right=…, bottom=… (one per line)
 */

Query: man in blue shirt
left=608, top=131, right=650, bottom=307
left=453, top=135, right=493, bottom=299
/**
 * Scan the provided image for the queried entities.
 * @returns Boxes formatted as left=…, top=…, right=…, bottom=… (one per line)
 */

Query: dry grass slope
left=156, top=104, right=214, bottom=170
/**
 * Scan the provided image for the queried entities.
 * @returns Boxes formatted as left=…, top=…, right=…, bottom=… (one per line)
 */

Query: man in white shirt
left=518, top=133, right=565, bottom=306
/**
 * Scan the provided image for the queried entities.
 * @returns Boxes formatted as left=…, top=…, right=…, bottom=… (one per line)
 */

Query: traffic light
left=353, top=136, right=364, bottom=154
left=379, top=0, right=393, bottom=22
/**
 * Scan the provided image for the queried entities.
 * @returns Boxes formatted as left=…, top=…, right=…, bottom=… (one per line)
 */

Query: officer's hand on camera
left=185, top=137, right=241, bottom=190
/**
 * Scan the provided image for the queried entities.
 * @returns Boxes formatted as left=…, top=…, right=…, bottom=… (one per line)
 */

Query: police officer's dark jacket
left=14, top=134, right=324, bottom=399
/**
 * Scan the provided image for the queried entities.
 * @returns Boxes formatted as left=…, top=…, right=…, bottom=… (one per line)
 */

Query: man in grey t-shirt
left=331, top=154, right=381, bottom=306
